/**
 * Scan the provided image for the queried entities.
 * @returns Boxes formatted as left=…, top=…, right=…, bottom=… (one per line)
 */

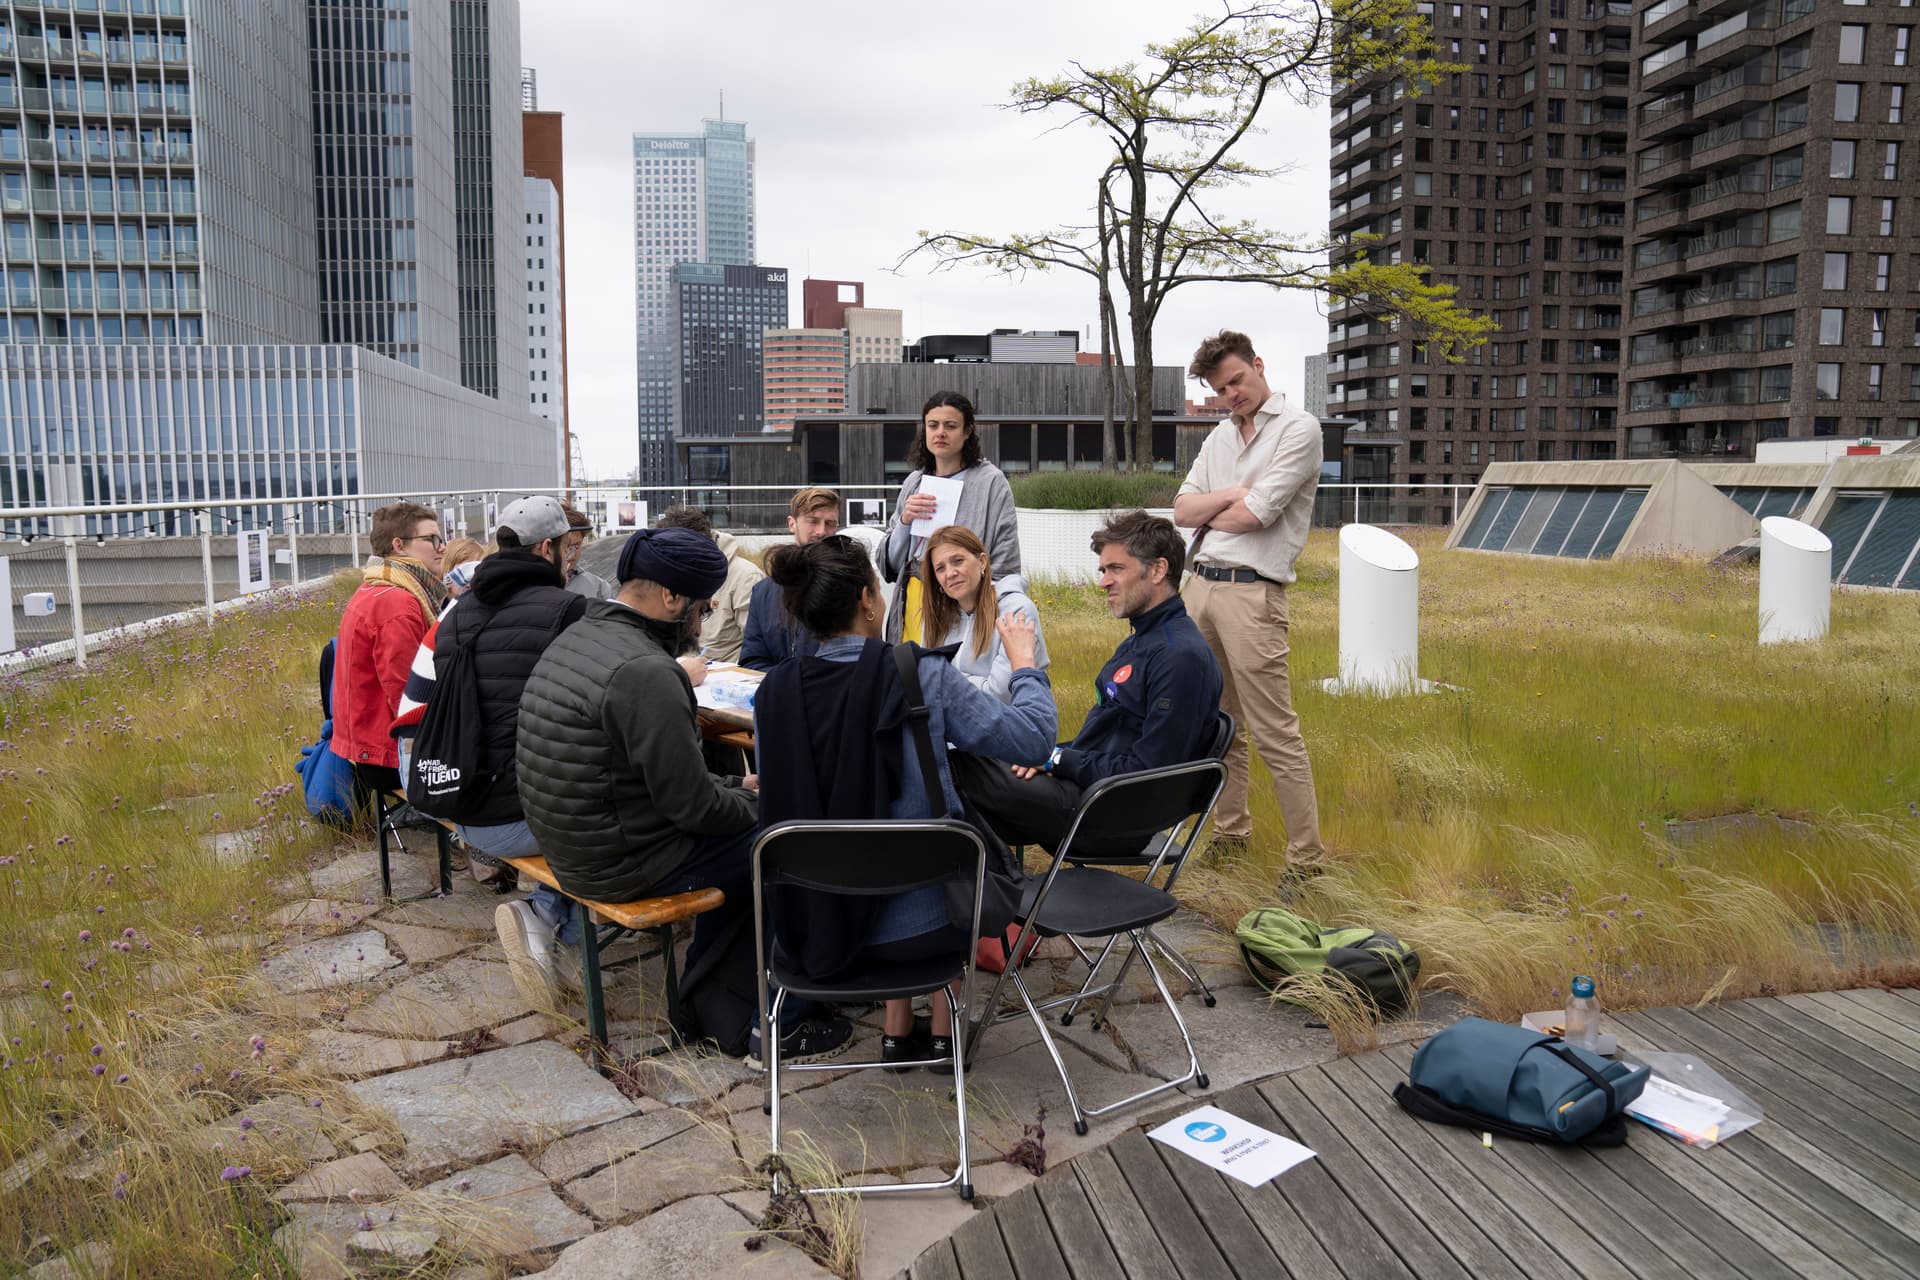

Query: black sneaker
left=881, top=1016, right=932, bottom=1074
left=745, top=1015, right=855, bottom=1072
left=927, top=1035, right=956, bottom=1077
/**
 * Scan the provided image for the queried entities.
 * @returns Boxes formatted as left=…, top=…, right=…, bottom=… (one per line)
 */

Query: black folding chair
left=753, top=819, right=987, bottom=1200
left=370, top=782, right=452, bottom=903
left=1056, top=712, right=1236, bottom=1024
left=969, top=759, right=1228, bottom=1136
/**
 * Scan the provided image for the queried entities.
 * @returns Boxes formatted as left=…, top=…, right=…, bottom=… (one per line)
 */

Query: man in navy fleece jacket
left=953, top=510, right=1221, bottom=854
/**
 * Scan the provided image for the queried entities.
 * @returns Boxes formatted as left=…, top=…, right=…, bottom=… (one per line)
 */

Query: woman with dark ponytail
left=754, top=535, right=1054, bottom=1070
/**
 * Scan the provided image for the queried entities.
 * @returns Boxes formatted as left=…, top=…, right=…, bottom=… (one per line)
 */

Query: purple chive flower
left=238, top=1117, right=254, bottom=1131
left=90, top=1064, right=105, bottom=1076
left=219, top=1166, right=252, bottom=1181
left=115, top=1073, right=128, bottom=1084
left=78, top=930, right=93, bottom=943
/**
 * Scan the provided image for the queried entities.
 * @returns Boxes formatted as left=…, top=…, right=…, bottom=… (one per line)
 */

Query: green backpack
left=1233, top=907, right=1421, bottom=1018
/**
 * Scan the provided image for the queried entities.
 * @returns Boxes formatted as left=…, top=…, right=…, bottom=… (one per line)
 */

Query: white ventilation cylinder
left=1758, top=516, right=1831, bottom=645
left=1336, top=524, right=1420, bottom=693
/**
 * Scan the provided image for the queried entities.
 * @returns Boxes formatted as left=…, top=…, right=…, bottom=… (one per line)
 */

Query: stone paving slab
left=195, top=1096, right=340, bottom=1167
left=273, top=1152, right=407, bottom=1204
left=273, top=1203, right=373, bottom=1280
left=383, top=888, right=507, bottom=934
left=259, top=930, right=402, bottom=995
left=365, top=918, right=474, bottom=966
left=303, top=849, right=437, bottom=898
left=300, top=1030, right=458, bottom=1080
left=564, top=1121, right=743, bottom=1223
left=420, top=1153, right=595, bottom=1259
left=344, top=1041, right=638, bottom=1176
left=342, top=956, right=533, bottom=1039
left=269, top=898, right=382, bottom=930
left=538, top=1193, right=833, bottom=1279
left=532, top=1108, right=694, bottom=1184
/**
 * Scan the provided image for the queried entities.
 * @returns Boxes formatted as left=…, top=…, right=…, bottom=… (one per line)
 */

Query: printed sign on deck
left=1147, top=1104, right=1316, bottom=1187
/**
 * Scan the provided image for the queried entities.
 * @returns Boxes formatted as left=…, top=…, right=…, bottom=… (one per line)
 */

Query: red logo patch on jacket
left=1113, top=664, right=1134, bottom=684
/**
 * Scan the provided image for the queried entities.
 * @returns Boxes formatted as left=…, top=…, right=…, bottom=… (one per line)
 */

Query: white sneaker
left=496, top=900, right=562, bottom=1010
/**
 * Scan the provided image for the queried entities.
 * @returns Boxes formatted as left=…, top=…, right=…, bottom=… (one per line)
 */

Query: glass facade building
left=0, top=0, right=554, bottom=527
left=0, top=0, right=319, bottom=347
left=672, top=263, right=786, bottom=440
left=1, top=343, right=556, bottom=537
left=632, top=118, right=757, bottom=486
left=449, top=0, right=522, bottom=401
left=309, top=0, right=460, bottom=380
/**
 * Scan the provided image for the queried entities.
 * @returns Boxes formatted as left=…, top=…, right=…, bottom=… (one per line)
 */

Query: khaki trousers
left=1186, top=575, right=1325, bottom=864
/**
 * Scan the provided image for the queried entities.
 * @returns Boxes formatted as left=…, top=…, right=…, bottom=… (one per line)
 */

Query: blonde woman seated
left=921, top=525, right=1048, bottom=702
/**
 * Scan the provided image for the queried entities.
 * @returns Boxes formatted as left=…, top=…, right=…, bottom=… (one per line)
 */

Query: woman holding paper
left=882, top=390, right=1022, bottom=643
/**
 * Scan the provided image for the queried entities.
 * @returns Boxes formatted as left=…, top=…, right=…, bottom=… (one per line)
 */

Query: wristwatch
left=1044, top=747, right=1064, bottom=774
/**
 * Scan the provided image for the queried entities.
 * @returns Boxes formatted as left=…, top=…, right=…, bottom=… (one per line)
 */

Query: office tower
left=522, top=74, right=568, bottom=481
left=449, top=0, right=523, bottom=400
left=1328, top=0, right=1919, bottom=524
left=672, top=262, right=786, bottom=440
left=847, top=305, right=904, bottom=368
left=632, top=117, right=756, bottom=486
left=0, top=0, right=319, bottom=346
left=763, top=327, right=847, bottom=434
left=1, top=0, right=554, bottom=529
left=524, top=177, right=563, bottom=433
left=802, top=277, right=861, bottom=329
left=309, top=0, right=458, bottom=378
left=1304, top=353, right=1329, bottom=419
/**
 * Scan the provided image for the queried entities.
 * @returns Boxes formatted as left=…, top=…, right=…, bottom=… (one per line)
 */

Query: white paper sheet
left=1147, top=1105, right=1317, bottom=1187
left=909, top=474, right=964, bottom=537
left=693, top=663, right=763, bottom=713
left=1627, top=1075, right=1732, bottom=1144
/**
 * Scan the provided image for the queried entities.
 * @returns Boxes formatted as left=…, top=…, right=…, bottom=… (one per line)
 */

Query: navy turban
left=615, top=527, right=728, bottom=600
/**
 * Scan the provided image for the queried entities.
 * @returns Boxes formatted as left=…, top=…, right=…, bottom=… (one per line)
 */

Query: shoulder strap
left=892, top=642, right=947, bottom=817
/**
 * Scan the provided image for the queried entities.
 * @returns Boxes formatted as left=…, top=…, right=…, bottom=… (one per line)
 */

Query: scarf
left=360, top=555, right=447, bottom=622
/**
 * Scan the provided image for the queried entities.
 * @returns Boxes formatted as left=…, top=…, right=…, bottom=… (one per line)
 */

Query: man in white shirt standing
left=1174, top=330, right=1326, bottom=872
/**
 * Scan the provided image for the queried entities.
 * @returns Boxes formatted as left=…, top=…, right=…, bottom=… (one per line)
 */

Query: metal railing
left=2, top=481, right=1480, bottom=672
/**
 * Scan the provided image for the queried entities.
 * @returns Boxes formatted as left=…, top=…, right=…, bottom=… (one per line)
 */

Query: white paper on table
left=693, top=664, right=763, bottom=713
left=909, top=474, right=964, bottom=537
left=1147, top=1104, right=1317, bottom=1187
left=1627, top=1075, right=1732, bottom=1142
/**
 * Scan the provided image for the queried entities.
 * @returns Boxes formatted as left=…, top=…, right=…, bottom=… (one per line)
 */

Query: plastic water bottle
left=1564, top=975, right=1600, bottom=1051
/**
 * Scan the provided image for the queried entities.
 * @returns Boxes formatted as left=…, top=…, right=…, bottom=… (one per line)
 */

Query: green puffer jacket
left=515, top=599, right=755, bottom=902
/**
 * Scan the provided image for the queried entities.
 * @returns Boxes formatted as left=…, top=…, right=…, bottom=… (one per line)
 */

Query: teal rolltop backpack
left=1393, top=1017, right=1650, bottom=1145
left=1233, top=907, right=1421, bottom=1017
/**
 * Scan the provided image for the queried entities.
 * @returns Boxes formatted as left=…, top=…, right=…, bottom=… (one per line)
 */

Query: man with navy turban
left=505, top=528, right=753, bottom=1011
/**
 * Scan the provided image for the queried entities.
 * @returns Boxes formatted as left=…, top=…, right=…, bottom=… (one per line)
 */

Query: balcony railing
left=1689, top=115, right=1769, bottom=156
left=1685, top=278, right=1761, bottom=306
left=1630, top=385, right=1755, bottom=411
left=1641, top=43, right=1690, bottom=78
left=1694, top=59, right=1773, bottom=105
left=1642, top=0, right=1689, bottom=27
left=1684, top=225, right=1766, bottom=257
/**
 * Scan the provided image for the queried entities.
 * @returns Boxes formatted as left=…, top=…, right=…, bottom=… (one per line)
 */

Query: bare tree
left=901, top=0, right=1493, bottom=468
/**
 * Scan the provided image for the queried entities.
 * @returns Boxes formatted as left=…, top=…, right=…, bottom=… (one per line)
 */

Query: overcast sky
left=521, top=1, right=1334, bottom=480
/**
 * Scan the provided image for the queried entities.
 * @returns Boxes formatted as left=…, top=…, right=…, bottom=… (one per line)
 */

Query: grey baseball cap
left=498, top=495, right=571, bottom=544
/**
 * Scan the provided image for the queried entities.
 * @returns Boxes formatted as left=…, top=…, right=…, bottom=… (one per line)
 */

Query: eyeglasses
left=407, top=534, right=446, bottom=550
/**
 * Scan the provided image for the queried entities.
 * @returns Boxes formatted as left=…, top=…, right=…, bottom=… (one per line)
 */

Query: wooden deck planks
left=921, top=992, right=1920, bottom=1280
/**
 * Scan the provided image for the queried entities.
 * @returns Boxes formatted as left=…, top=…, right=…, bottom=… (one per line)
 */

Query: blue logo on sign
left=1184, top=1121, right=1227, bottom=1144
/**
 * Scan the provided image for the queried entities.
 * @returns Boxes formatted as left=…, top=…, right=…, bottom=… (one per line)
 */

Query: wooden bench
left=500, top=854, right=726, bottom=1052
